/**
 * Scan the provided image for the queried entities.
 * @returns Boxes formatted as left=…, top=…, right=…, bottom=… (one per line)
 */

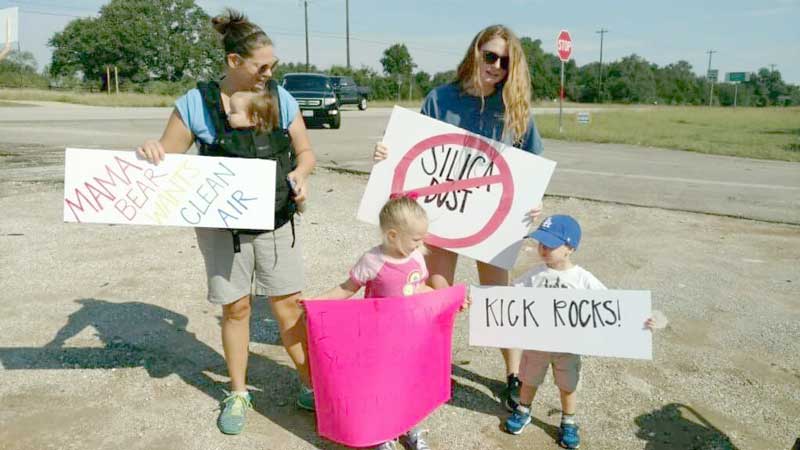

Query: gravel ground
left=0, top=161, right=798, bottom=450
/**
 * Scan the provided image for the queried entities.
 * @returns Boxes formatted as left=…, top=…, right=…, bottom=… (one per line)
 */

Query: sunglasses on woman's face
left=482, top=50, right=509, bottom=70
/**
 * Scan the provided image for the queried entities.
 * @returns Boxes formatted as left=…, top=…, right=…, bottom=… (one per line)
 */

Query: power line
left=13, top=8, right=86, bottom=19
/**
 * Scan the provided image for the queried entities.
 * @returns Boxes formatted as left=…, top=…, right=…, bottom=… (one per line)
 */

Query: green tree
left=604, top=54, right=657, bottom=103
left=273, top=62, right=320, bottom=81
left=431, top=70, right=455, bottom=89
left=519, top=37, right=561, bottom=101
left=380, top=43, right=416, bottom=78
left=654, top=60, right=704, bottom=105
left=0, top=51, right=49, bottom=88
left=49, top=0, right=222, bottom=86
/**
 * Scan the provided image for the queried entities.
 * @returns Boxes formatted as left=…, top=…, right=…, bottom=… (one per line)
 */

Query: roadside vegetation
left=536, top=107, right=800, bottom=162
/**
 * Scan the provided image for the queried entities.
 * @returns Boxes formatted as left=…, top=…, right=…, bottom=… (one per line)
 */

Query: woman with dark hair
left=138, top=9, right=316, bottom=435
left=374, top=24, right=544, bottom=414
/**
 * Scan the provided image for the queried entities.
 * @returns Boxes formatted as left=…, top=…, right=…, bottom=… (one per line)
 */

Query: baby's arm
left=317, top=279, right=361, bottom=300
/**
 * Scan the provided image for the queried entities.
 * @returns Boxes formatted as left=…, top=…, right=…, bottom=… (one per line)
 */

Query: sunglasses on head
left=482, top=50, right=509, bottom=70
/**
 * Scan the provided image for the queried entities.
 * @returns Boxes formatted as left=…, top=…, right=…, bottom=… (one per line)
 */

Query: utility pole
left=769, top=63, right=776, bottom=73
left=304, top=0, right=310, bottom=71
left=596, top=28, right=608, bottom=102
left=345, top=0, right=350, bottom=69
left=706, top=49, right=717, bottom=106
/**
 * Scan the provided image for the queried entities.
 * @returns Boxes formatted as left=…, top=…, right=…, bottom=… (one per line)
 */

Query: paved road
left=1, top=102, right=798, bottom=224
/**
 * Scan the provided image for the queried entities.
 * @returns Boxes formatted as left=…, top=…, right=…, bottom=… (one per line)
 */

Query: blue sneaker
left=504, top=406, right=532, bottom=435
left=558, top=422, right=581, bottom=449
left=217, top=391, right=253, bottom=435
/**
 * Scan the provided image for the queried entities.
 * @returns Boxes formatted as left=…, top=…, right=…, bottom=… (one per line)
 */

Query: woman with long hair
left=375, top=24, right=544, bottom=413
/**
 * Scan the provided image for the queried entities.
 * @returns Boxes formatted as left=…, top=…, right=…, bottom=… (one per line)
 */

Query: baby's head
left=527, top=215, right=581, bottom=267
left=379, top=194, right=428, bottom=257
left=228, top=90, right=279, bottom=131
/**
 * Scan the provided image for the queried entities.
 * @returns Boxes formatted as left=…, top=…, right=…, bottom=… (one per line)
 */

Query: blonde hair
left=246, top=91, right=280, bottom=133
left=379, top=196, right=428, bottom=234
left=455, top=25, right=532, bottom=145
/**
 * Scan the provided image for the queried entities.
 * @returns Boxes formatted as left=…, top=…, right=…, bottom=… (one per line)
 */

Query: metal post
left=733, top=83, right=738, bottom=108
left=304, top=0, right=309, bottom=71
left=396, top=78, right=401, bottom=103
left=559, top=60, right=565, bottom=133
left=106, top=66, right=111, bottom=94
left=706, top=50, right=716, bottom=107
left=596, top=28, right=608, bottom=102
left=345, top=0, right=350, bottom=69
left=114, top=66, right=119, bottom=94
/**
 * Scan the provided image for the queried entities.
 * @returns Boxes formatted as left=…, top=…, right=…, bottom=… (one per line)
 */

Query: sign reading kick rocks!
left=357, top=107, right=556, bottom=270
left=469, top=286, right=653, bottom=359
left=63, top=149, right=276, bottom=229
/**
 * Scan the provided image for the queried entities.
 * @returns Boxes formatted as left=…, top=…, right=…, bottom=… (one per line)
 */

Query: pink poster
left=304, top=285, right=466, bottom=448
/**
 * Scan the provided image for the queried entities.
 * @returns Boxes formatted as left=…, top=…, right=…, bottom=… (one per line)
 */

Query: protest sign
left=357, top=107, right=556, bottom=270
left=63, top=148, right=276, bottom=229
left=304, top=285, right=465, bottom=447
left=469, top=286, right=652, bottom=359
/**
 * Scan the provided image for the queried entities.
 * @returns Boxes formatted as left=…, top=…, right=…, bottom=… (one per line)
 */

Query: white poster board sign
left=63, top=148, right=276, bottom=229
left=469, top=286, right=652, bottom=359
left=0, top=7, right=19, bottom=44
left=357, top=107, right=556, bottom=270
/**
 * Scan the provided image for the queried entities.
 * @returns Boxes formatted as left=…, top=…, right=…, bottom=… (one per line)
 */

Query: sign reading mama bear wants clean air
left=63, top=148, right=276, bottom=229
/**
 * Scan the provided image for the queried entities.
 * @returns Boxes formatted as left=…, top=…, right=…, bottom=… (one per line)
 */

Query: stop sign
left=556, top=30, right=572, bottom=62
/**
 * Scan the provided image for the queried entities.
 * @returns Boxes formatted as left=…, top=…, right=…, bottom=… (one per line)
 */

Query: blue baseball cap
left=527, top=215, right=581, bottom=249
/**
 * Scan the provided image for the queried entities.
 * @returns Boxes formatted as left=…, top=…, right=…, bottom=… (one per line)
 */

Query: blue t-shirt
left=174, top=85, right=299, bottom=145
left=421, top=83, right=544, bottom=154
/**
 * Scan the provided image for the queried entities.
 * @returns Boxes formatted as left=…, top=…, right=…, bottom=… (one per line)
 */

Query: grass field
left=536, top=106, right=800, bottom=162
left=2, top=89, right=798, bottom=162
left=0, top=89, right=176, bottom=107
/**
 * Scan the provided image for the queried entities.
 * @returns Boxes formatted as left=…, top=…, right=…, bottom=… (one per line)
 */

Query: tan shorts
left=520, top=350, right=581, bottom=392
left=195, top=221, right=305, bottom=304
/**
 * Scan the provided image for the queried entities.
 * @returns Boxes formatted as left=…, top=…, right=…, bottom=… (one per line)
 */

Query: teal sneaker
left=217, top=391, right=253, bottom=435
left=296, top=385, right=315, bottom=411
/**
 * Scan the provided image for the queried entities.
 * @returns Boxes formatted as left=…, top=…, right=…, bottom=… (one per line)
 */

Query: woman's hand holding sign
left=373, top=141, right=388, bottom=162
left=137, top=139, right=167, bottom=165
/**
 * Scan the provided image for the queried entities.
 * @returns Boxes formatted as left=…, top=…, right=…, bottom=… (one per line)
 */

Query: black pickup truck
left=281, top=73, right=341, bottom=129
left=330, top=76, right=369, bottom=110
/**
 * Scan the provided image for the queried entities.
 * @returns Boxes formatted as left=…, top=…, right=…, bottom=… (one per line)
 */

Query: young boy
left=504, top=215, right=654, bottom=449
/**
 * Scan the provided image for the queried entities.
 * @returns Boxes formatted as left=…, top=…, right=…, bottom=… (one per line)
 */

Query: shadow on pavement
left=0, top=298, right=335, bottom=449
left=634, top=403, right=739, bottom=450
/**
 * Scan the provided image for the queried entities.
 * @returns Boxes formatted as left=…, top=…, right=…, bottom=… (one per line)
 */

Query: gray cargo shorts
left=195, top=222, right=305, bottom=304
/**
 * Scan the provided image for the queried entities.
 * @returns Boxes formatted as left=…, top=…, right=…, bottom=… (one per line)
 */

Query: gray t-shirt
left=421, top=82, right=544, bottom=154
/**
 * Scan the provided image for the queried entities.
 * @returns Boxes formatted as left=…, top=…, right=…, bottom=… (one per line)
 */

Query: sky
left=3, top=0, right=799, bottom=84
